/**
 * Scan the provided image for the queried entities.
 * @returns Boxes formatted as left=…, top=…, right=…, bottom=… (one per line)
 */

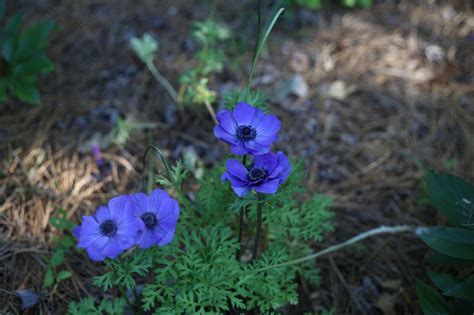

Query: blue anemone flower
left=74, top=195, right=143, bottom=261
left=131, top=189, right=180, bottom=249
left=213, top=102, right=281, bottom=155
left=222, top=151, right=291, bottom=197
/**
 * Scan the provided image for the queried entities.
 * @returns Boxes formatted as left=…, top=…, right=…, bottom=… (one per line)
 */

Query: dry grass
left=0, top=0, right=472, bottom=313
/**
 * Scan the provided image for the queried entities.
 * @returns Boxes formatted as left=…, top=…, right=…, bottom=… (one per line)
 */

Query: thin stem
left=248, top=225, right=415, bottom=274
left=245, top=0, right=262, bottom=100
left=146, top=131, right=153, bottom=194
left=119, top=286, right=135, bottom=313
left=236, top=207, right=245, bottom=260
left=146, top=61, right=179, bottom=105
left=204, top=100, right=218, bottom=124
left=236, top=154, right=248, bottom=260
left=252, top=196, right=263, bottom=260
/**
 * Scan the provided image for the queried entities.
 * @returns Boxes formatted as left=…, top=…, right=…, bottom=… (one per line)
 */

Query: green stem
left=248, top=225, right=415, bottom=274
left=236, top=154, right=248, bottom=260
left=119, top=286, right=135, bottom=313
left=236, top=207, right=245, bottom=260
left=146, top=61, right=179, bottom=105
left=252, top=196, right=263, bottom=260
left=245, top=0, right=262, bottom=100
left=146, top=131, right=153, bottom=195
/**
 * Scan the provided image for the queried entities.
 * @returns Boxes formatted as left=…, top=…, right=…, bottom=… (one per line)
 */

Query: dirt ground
left=0, top=0, right=473, bottom=314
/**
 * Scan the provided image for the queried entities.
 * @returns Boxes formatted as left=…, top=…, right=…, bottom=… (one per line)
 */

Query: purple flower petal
left=101, top=238, right=121, bottom=258
left=231, top=185, right=251, bottom=197
left=157, top=230, right=175, bottom=246
left=157, top=198, right=179, bottom=221
left=233, top=102, right=255, bottom=125
left=223, top=151, right=290, bottom=197
left=213, top=126, right=239, bottom=145
left=255, top=115, right=281, bottom=136
left=255, top=133, right=279, bottom=146
left=73, top=225, right=81, bottom=239
left=77, top=216, right=101, bottom=248
left=150, top=189, right=170, bottom=213
left=230, top=144, right=250, bottom=155
left=94, top=206, right=111, bottom=221
left=84, top=236, right=108, bottom=261
left=245, top=140, right=270, bottom=155
left=86, top=245, right=106, bottom=262
left=253, top=178, right=280, bottom=194
left=226, top=159, right=248, bottom=180
left=250, top=108, right=265, bottom=126
left=159, top=214, right=179, bottom=232
left=132, top=193, right=151, bottom=216
left=277, top=151, right=291, bottom=183
left=136, top=229, right=160, bottom=249
left=108, top=195, right=130, bottom=214
left=216, top=110, right=237, bottom=133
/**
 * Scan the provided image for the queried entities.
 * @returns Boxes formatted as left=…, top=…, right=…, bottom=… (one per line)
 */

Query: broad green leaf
left=444, top=274, right=474, bottom=299
left=15, top=21, right=55, bottom=61
left=426, top=253, right=474, bottom=267
left=426, top=170, right=474, bottom=229
left=56, top=270, right=72, bottom=282
left=453, top=298, right=474, bottom=315
left=12, top=77, right=40, bottom=105
left=43, top=267, right=54, bottom=288
left=4, top=13, right=22, bottom=36
left=417, top=226, right=474, bottom=259
left=0, top=0, right=5, bottom=22
left=343, top=0, right=356, bottom=7
left=416, top=280, right=453, bottom=315
left=427, top=269, right=460, bottom=292
left=3, top=37, right=16, bottom=62
left=360, top=0, right=373, bottom=8
left=12, top=55, right=54, bottom=77
left=50, top=215, right=74, bottom=231
left=0, top=78, right=8, bottom=102
left=55, top=235, right=74, bottom=248
left=51, top=249, right=65, bottom=267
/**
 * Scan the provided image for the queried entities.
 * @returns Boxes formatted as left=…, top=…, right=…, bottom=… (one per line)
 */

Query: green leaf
left=12, top=55, right=54, bottom=77
left=43, top=267, right=54, bottom=288
left=129, top=33, right=158, bottom=65
left=12, top=77, right=40, bottom=105
left=4, top=12, right=22, bottom=36
left=56, top=270, right=72, bottom=282
left=3, top=37, right=16, bottom=62
left=0, top=78, right=8, bottom=103
left=426, top=170, right=474, bottom=229
left=427, top=269, right=460, bottom=292
left=50, top=213, right=74, bottom=231
left=426, top=253, right=474, bottom=267
left=15, top=21, right=55, bottom=61
left=416, top=280, right=453, bottom=315
left=417, top=226, right=474, bottom=259
left=51, top=249, right=65, bottom=267
left=444, top=274, right=474, bottom=299
left=0, top=0, right=5, bottom=22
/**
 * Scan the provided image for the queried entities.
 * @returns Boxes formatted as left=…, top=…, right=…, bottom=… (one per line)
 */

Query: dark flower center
left=99, top=219, right=117, bottom=237
left=247, top=168, right=268, bottom=182
left=236, top=125, right=256, bottom=141
left=141, top=212, right=158, bottom=230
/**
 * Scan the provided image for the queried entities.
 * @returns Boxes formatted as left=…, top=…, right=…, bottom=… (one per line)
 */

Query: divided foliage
left=43, top=209, right=75, bottom=290
left=179, top=17, right=230, bottom=107
left=416, top=171, right=474, bottom=315
left=0, top=0, right=55, bottom=105
left=69, top=160, right=333, bottom=314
